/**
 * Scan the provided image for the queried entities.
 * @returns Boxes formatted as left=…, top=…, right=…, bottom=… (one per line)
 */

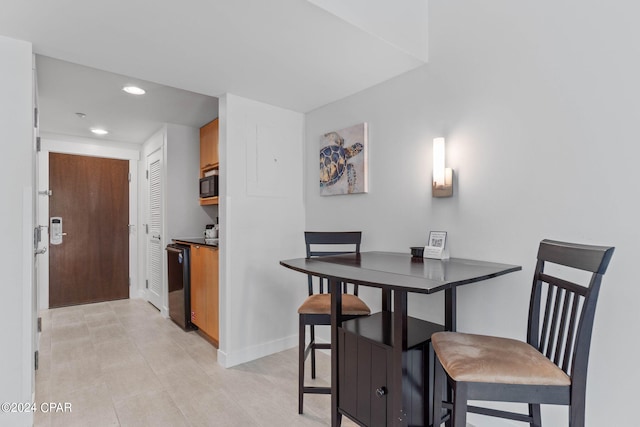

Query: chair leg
left=451, top=382, right=468, bottom=427
left=432, top=357, right=446, bottom=426
left=529, top=403, right=541, bottom=427
left=310, top=324, right=317, bottom=379
left=298, top=317, right=305, bottom=414
left=569, top=400, right=586, bottom=427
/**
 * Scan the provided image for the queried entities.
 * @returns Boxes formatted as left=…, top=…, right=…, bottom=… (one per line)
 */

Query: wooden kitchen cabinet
left=199, top=118, right=219, bottom=206
left=190, top=244, right=219, bottom=345
left=200, top=118, right=219, bottom=171
left=204, top=248, right=219, bottom=341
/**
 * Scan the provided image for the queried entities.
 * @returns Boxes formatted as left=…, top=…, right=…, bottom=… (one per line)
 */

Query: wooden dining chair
left=432, top=239, right=615, bottom=427
left=298, top=231, right=371, bottom=414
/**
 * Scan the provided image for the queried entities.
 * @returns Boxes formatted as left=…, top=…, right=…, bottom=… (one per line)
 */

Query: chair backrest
left=527, top=239, right=614, bottom=384
left=304, top=231, right=362, bottom=296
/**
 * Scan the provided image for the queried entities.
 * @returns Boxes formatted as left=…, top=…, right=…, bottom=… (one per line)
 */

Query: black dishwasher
left=166, top=243, right=196, bottom=331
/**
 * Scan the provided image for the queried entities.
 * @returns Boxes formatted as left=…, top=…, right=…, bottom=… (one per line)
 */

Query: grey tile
left=94, top=336, right=146, bottom=370
left=50, top=306, right=86, bottom=327
left=49, top=354, right=103, bottom=396
left=176, top=389, right=256, bottom=427
left=50, top=336, right=97, bottom=365
left=49, top=382, right=119, bottom=427
left=50, top=322, right=91, bottom=343
left=37, top=299, right=349, bottom=427
left=113, top=389, right=189, bottom=427
left=102, top=360, right=163, bottom=404
left=84, top=310, right=119, bottom=328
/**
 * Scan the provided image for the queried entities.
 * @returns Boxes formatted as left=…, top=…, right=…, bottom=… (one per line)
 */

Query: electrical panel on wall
left=245, top=121, right=297, bottom=198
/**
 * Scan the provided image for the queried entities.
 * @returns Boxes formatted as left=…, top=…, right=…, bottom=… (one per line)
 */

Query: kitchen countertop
left=172, top=237, right=219, bottom=248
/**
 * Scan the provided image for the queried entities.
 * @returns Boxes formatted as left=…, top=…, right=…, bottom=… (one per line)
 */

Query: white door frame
left=37, top=136, right=140, bottom=310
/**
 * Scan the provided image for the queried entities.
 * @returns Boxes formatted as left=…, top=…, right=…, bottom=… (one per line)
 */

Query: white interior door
left=146, top=148, right=163, bottom=309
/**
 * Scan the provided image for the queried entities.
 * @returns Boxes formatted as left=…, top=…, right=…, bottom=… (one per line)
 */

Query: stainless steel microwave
left=200, top=175, right=218, bottom=198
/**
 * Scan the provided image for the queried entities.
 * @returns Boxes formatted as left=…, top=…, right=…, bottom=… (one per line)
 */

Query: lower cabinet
left=338, top=312, right=444, bottom=427
left=339, top=329, right=389, bottom=427
left=190, top=244, right=219, bottom=345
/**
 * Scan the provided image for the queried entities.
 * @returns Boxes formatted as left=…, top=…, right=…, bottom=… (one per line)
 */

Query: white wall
left=0, top=35, right=34, bottom=427
left=305, top=1, right=640, bottom=425
left=165, top=123, right=217, bottom=240
left=218, top=93, right=305, bottom=367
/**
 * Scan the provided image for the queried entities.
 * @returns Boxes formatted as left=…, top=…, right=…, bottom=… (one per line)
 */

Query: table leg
left=330, top=278, right=343, bottom=427
left=392, top=290, right=408, bottom=426
left=444, top=287, right=457, bottom=332
left=381, top=288, right=392, bottom=312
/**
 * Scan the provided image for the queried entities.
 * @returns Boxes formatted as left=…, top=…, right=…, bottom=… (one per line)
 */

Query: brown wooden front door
left=49, top=153, right=129, bottom=308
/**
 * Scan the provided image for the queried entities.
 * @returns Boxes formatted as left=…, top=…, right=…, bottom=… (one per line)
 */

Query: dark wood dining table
left=280, top=251, right=521, bottom=427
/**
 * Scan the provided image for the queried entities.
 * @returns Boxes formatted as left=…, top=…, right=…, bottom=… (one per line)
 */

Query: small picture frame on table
left=428, top=231, right=447, bottom=249
left=424, top=231, right=449, bottom=260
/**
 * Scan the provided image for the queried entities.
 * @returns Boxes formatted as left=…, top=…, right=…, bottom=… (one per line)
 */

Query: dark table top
left=280, top=251, right=521, bottom=294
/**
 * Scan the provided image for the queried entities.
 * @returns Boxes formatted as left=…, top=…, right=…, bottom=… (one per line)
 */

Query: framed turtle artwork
left=319, top=122, right=368, bottom=196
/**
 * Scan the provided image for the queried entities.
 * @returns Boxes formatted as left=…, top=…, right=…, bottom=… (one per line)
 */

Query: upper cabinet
left=200, top=118, right=219, bottom=206
left=200, top=118, right=219, bottom=171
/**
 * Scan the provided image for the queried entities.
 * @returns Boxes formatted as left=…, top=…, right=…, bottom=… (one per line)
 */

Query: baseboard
left=130, top=289, right=146, bottom=300
left=217, top=334, right=298, bottom=368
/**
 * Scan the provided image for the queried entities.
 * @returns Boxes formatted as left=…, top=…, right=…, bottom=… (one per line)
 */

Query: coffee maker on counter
left=204, top=223, right=219, bottom=245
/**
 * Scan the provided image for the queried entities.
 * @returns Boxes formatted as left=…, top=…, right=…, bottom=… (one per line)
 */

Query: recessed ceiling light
left=123, top=86, right=146, bottom=95
left=91, top=128, right=109, bottom=136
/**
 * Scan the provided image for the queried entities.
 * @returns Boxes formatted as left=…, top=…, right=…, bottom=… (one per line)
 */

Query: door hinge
left=128, top=277, right=131, bottom=287
left=36, top=136, right=41, bottom=152
left=146, top=170, right=149, bottom=179
left=37, top=317, right=42, bottom=332
left=34, top=350, right=39, bottom=371
left=34, top=107, right=38, bottom=128
left=128, top=172, right=132, bottom=182
left=145, top=224, right=149, bottom=234
left=145, top=279, right=149, bottom=289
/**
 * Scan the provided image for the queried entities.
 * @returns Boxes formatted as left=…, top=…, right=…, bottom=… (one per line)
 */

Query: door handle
left=35, top=247, right=47, bottom=255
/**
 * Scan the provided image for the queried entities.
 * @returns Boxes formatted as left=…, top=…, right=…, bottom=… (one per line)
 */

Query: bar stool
left=432, top=239, right=615, bottom=427
left=297, top=231, right=371, bottom=414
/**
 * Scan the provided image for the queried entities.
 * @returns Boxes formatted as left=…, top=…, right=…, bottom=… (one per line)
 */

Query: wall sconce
left=432, top=137, right=453, bottom=197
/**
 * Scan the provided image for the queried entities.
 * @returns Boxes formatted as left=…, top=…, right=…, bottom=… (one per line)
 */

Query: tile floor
left=35, top=298, right=359, bottom=427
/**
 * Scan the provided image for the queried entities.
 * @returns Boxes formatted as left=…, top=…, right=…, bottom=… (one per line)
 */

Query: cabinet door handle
left=375, top=387, right=387, bottom=398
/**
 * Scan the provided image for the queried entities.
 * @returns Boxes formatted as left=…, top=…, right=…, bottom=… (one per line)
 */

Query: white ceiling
left=1, top=0, right=427, bottom=144
left=36, top=55, right=219, bottom=144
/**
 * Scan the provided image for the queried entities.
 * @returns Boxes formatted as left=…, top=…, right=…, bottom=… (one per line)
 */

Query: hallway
left=35, top=299, right=355, bottom=426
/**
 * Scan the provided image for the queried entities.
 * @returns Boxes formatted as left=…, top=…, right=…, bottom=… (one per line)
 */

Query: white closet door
left=146, top=148, right=163, bottom=309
